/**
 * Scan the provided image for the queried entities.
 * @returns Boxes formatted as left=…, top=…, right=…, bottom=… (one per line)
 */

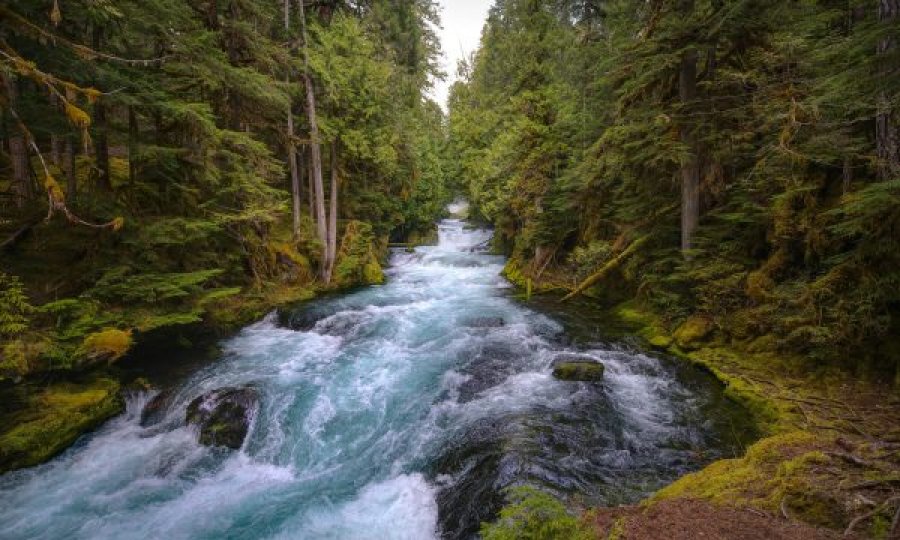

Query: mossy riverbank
left=492, top=262, right=900, bottom=539
left=0, top=223, right=397, bottom=475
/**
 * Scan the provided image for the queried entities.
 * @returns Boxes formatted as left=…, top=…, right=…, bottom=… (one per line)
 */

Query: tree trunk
left=285, top=0, right=302, bottom=237
left=876, top=0, right=899, bottom=181
left=3, top=75, right=33, bottom=208
left=128, top=106, right=138, bottom=189
left=65, top=134, right=76, bottom=201
left=49, top=92, right=62, bottom=166
left=324, top=142, right=339, bottom=283
left=92, top=25, right=111, bottom=192
left=306, top=146, right=315, bottom=217
left=678, top=0, right=700, bottom=254
left=289, top=110, right=302, bottom=236
left=297, top=0, right=328, bottom=276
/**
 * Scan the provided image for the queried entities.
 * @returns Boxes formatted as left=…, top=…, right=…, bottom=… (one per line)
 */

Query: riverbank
left=0, top=221, right=391, bottom=474
left=497, top=263, right=900, bottom=538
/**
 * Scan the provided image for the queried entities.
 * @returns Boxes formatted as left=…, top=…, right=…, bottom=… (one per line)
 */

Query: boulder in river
left=551, top=354, right=604, bottom=381
left=140, top=390, right=173, bottom=427
left=185, top=387, right=259, bottom=449
left=461, top=316, right=505, bottom=328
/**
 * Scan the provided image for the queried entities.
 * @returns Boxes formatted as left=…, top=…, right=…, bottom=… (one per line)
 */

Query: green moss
left=650, top=431, right=823, bottom=502
left=77, top=328, right=133, bottom=365
left=481, top=486, right=593, bottom=540
left=673, top=316, right=714, bottom=349
left=651, top=431, right=846, bottom=526
left=613, top=300, right=673, bottom=349
left=363, top=259, right=384, bottom=285
left=0, top=377, right=123, bottom=472
left=552, top=361, right=604, bottom=381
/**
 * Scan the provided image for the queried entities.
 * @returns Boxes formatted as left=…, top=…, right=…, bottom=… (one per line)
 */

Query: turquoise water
left=0, top=218, right=753, bottom=539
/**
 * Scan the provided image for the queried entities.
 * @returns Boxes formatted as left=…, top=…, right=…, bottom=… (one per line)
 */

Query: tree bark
left=876, top=0, right=899, bottom=181
left=562, top=236, right=650, bottom=301
left=678, top=0, right=700, bottom=254
left=92, top=25, right=111, bottom=191
left=297, top=0, right=328, bottom=276
left=65, top=134, right=76, bottom=201
left=324, top=142, right=339, bottom=283
left=49, top=93, right=61, bottom=166
left=3, top=75, right=33, bottom=208
left=128, top=106, right=138, bottom=189
left=285, top=0, right=302, bottom=237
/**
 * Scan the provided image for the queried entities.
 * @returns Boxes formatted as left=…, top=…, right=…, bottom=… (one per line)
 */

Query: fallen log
left=562, top=235, right=650, bottom=301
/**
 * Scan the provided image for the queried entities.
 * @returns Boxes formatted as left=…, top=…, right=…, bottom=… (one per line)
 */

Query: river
left=0, top=216, right=754, bottom=539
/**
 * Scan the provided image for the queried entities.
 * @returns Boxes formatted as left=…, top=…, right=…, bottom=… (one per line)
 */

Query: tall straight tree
left=324, top=142, right=339, bottom=283
left=2, top=74, right=32, bottom=208
left=285, top=0, right=302, bottom=236
left=678, top=0, right=699, bottom=254
left=876, top=0, right=899, bottom=180
left=297, top=0, right=328, bottom=281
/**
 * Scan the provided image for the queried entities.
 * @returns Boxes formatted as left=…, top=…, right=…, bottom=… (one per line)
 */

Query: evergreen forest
left=1, top=1, right=899, bottom=538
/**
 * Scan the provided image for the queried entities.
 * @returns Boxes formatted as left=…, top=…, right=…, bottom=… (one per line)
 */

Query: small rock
left=551, top=355, right=604, bottom=381
left=185, top=387, right=259, bottom=449
left=462, top=316, right=505, bottom=328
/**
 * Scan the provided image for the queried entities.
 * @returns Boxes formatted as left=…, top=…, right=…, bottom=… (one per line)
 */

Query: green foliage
left=334, top=221, right=384, bottom=287
left=0, top=0, right=449, bottom=380
left=0, top=273, right=32, bottom=337
left=449, top=0, right=900, bottom=371
left=481, top=486, right=592, bottom=540
left=0, top=378, right=123, bottom=473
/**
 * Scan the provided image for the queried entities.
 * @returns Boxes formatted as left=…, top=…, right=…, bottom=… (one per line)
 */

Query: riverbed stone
left=461, top=316, right=505, bottom=328
left=551, top=356, right=605, bottom=381
left=140, top=389, right=173, bottom=427
left=185, top=387, right=259, bottom=449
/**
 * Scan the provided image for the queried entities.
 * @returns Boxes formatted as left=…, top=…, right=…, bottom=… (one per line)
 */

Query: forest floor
left=584, top=302, right=900, bottom=539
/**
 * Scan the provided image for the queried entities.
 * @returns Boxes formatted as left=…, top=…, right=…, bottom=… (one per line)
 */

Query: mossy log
left=562, top=235, right=650, bottom=301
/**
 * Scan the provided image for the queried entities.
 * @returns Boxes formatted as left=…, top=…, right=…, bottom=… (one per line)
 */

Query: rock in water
left=140, top=390, right=172, bottom=427
left=185, top=387, right=259, bottom=449
left=461, top=316, right=505, bottom=328
left=551, top=355, right=604, bottom=381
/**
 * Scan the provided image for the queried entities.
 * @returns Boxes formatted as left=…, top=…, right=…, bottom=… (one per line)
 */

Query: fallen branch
left=844, top=495, right=900, bottom=536
left=825, top=451, right=873, bottom=468
left=562, top=235, right=650, bottom=301
left=0, top=218, right=39, bottom=251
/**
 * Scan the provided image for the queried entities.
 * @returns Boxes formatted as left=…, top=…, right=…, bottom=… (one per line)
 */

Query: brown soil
left=591, top=499, right=863, bottom=540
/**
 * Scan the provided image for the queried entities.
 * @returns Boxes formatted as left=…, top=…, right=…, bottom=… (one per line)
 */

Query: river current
left=0, top=216, right=753, bottom=539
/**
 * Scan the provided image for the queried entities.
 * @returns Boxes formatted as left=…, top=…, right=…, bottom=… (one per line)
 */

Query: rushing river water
left=0, top=217, right=755, bottom=540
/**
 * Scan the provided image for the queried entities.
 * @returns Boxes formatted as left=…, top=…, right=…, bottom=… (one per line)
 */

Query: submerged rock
left=140, top=390, right=173, bottom=427
left=551, top=355, right=604, bottom=381
left=461, top=316, right=505, bottom=328
left=185, top=387, right=259, bottom=449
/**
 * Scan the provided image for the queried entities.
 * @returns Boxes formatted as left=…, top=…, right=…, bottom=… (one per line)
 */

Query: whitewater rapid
left=0, top=218, right=753, bottom=539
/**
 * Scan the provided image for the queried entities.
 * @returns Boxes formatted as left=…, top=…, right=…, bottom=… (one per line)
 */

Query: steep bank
left=0, top=214, right=390, bottom=474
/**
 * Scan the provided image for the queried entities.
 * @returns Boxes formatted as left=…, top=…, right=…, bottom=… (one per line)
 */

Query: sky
left=431, top=0, right=493, bottom=111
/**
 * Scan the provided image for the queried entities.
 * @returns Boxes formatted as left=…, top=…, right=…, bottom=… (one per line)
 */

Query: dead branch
left=844, top=495, right=900, bottom=536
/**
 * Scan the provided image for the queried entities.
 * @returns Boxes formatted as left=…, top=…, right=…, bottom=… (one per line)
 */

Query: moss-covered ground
left=491, top=260, right=900, bottom=539
left=0, top=376, right=123, bottom=473
left=591, top=301, right=900, bottom=538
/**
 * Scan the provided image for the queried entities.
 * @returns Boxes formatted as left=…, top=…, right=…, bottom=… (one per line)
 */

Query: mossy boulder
left=552, top=356, right=605, bottom=382
left=0, top=377, right=124, bottom=473
left=186, top=386, right=259, bottom=449
left=673, top=316, right=714, bottom=349
left=77, top=328, right=133, bottom=365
